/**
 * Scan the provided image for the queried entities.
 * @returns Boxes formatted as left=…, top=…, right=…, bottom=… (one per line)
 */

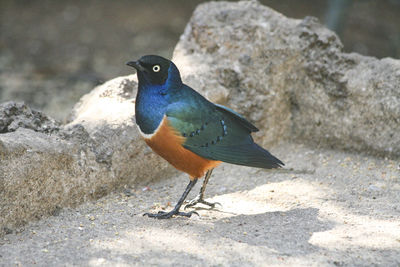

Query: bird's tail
left=207, top=143, right=284, bottom=169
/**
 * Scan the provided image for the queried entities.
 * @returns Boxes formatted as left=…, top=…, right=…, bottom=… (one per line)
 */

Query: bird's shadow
left=211, top=208, right=334, bottom=255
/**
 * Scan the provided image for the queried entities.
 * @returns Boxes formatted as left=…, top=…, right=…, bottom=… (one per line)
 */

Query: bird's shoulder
left=166, top=83, right=258, bottom=134
left=166, top=84, right=216, bottom=122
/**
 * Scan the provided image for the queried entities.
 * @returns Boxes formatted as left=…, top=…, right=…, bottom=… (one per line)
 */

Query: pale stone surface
left=173, top=0, right=400, bottom=156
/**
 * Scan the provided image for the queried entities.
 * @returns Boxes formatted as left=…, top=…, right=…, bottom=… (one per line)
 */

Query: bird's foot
left=143, top=209, right=199, bottom=219
left=184, top=195, right=221, bottom=210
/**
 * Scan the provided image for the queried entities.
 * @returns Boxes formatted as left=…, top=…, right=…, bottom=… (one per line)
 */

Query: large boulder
left=0, top=77, right=176, bottom=236
left=173, top=0, right=400, bottom=156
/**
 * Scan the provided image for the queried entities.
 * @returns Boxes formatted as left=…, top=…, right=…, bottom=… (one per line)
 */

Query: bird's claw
left=143, top=210, right=199, bottom=219
left=184, top=196, right=221, bottom=210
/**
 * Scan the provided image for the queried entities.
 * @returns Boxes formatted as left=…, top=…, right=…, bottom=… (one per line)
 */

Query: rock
left=0, top=76, right=176, bottom=236
left=0, top=101, right=60, bottom=134
left=2, top=0, right=400, bottom=236
left=173, top=0, right=400, bottom=157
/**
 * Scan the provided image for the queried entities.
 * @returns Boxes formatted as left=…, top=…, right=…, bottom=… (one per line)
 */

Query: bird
left=127, top=55, right=284, bottom=219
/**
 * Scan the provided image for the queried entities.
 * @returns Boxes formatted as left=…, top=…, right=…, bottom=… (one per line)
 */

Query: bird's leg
left=144, top=179, right=199, bottom=219
left=185, top=169, right=221, bottom=209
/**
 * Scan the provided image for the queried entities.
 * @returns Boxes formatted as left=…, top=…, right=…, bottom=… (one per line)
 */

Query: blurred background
left=1, top=0, right=399, bottom=121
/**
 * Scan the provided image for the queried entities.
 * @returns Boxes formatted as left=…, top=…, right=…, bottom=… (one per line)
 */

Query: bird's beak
left=126, top=60, right=146, bottom=72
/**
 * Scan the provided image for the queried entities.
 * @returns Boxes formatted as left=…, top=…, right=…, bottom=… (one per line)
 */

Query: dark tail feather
left=251, top=143, right=284, bottom=168
left=208, top=143, right=284, bottom=169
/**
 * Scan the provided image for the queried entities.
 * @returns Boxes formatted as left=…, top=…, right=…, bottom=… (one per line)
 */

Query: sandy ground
left=0, top=143, right=399, bottom=266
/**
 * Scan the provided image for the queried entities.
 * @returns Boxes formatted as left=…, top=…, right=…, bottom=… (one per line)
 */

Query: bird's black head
left=126, top=55, right=172, bottom=85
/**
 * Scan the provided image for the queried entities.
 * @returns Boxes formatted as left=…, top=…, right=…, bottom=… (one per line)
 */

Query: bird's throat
left=135, top=84, right=168, bottom=135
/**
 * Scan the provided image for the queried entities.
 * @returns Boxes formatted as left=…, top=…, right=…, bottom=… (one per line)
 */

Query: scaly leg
left=185, top=169, right=221, bottom=209
left=144, top=179, right=199, bottom=219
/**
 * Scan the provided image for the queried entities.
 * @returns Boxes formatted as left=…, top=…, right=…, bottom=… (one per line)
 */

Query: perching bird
left=127, top=55, right=284, bottom=219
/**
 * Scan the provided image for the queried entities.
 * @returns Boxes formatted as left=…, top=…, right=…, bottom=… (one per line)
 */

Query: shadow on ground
left=213, top=208, right=331, bottom=252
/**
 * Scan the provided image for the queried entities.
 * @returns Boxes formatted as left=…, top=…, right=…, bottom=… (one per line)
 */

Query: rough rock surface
left=0, top=102, right=60, bottom=134
left=173, top=0, right=400, bottom=156
left=0, top=77, right=176, bottom=236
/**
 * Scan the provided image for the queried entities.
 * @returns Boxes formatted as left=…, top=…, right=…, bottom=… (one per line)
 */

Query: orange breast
left=144, top=116, right=221, bottom=179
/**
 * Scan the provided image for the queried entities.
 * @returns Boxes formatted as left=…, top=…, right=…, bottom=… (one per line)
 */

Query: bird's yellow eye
left=152, top=65, right=160, bottom=72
